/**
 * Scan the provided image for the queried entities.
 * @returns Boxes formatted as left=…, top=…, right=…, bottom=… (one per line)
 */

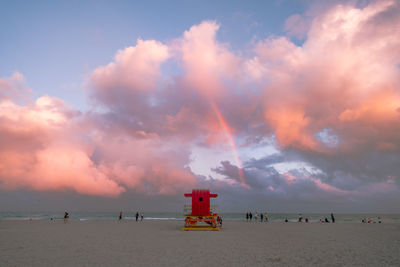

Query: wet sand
left=1, top=220, right=400, bottom=266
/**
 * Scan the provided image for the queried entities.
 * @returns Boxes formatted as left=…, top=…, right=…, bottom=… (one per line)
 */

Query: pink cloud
left=0, top=74, right=197, bottom=196
left=283, top=173, right=297, bottom=185
left=88, top=129, right=197, bottom=195
left=284, top=14, right=311, bottom=39
left=311, top=177, right=348, bottom=196
left=256, top=0, right=400, bottom=153
left=0, top=72, right=31, bottom=102
left=268, top=185, right=275, bottom=191
left=89, top=39, right=169, bottom=106
left=0, top=92, right=124, bottom=196
left=177, top=21, right=240, bottom=99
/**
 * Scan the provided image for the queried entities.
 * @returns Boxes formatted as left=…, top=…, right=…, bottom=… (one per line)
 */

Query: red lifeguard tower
left=181, top=189, right=221, bottom=231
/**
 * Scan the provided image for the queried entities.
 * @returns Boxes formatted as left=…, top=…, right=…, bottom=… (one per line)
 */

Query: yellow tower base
left=181, top=215, right=221, bottom=231
left=181, top=226, right=220, bottom=231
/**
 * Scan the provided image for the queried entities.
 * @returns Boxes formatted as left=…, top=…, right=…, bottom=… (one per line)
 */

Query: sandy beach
left=1, top=220, right=399, bottom=266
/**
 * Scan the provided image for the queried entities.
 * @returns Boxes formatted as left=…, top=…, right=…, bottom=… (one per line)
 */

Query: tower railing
left=183, top=205, right=218, bottom=215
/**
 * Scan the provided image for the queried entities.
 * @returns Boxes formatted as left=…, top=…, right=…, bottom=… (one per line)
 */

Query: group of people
left=296, top=213, right=336, bottom=223
left=245, top=212, right=337, bottom=223
left=245, top=212, right=269, bottom=222
left=60, top=211, right=145, bottom=222
left=361, top=217, right=382, bottom=223
left=119, top=211, right=144, bottom=221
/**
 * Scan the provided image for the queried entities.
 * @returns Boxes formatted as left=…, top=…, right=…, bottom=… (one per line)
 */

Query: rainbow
left=209, top=100, right=247, bottom=187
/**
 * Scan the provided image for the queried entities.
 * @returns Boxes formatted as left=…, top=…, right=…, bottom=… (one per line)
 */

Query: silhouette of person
left=64, top=211, right=69, bottom=223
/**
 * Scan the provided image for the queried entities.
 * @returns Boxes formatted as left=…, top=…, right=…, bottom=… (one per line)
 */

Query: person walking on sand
left=265, top=212, right=269, bottom=222
left=119, top=211, right=122, bottom=221
left=331, top=213, right=335, bottom=223
left=135, top=212, right=139, bottom=222
left=260, top=213, right=263, bottom=222
left=140, top=212, right=144, bottom=221
left=246, top=212, right=249, bottom=222
left=249, top=212, right=253, bottom=221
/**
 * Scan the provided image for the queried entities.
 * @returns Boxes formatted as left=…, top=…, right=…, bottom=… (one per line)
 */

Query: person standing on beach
left=260, top=213, right=263, bottom=222
left=249, top=212, right=253, bottom=221
left=119, top=211, right=122, bottom=221
left=217, top=215, right=222, bottom=227
left=64, top=211, right=69, bottom=223
left=135, top=212, right=139, bottom=222
left=246, top=212, right=249, bottom=222
left=265, top=212, right=269, bottom=222
left=298, top=214, right=303, bottom=222
left=331, top=213, right=335, bottom=223
left=140, top=212, right=144, bottom=221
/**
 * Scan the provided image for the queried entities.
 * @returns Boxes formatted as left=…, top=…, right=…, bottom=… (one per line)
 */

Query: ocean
left=1, top=211, right=399, bottom=223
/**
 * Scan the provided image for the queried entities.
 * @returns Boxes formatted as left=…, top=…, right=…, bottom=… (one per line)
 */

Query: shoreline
left=1, top=211, right=399, bottom=223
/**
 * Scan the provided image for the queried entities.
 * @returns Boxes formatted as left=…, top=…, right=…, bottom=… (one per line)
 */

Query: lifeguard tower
left=181, top=189, right=220, bottom=231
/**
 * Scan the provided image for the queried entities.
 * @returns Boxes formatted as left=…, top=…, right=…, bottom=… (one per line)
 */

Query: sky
left=1, top=0, right=400, bottom=213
